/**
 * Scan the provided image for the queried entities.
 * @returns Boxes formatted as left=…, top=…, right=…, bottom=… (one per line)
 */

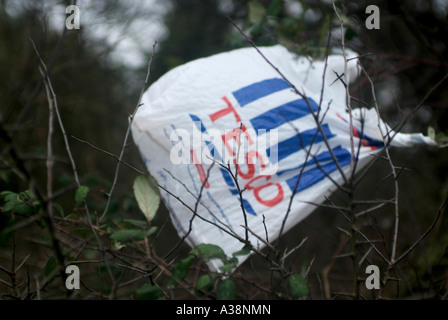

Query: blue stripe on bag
left=250, top=98, right=319, bottom=132
left=286, top=147, right=351, bottom=193
left=242, top=199, right=257, bottom=216
left=276, top=145, right=350, bottom=177
left=233, top=78, right=291, bottom=107
left=190, top=114, right=239, bottom=194
left=267, top=124, right=336, bottom=163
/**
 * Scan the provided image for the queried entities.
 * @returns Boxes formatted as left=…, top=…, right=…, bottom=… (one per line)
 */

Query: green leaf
left=45, top=256, right=57, bottom=277
left=0, top=191, right=13, bottom=198
left=232, top=244, right=252, bottom=257
left=146, top=226, right=158, bottom=236
left=217, top=279, right=236, bottom=300
left=172, top=256, right=194, bottom=282
left=429, top=126, right=448, bottom=148
left=75, top=186, right=89, bottom=206
left=289, top=274, right=309, bottom=299
left=123, top=218, right=147, bottom=229
left=53, top=203, right=64, bottom=217
left=195, top=274, right=217, bottom=297
left=110, top=229, right=147, bottom=243
left=196, top=274, right=217, bottom=293
left=2, top=197, right=16, bottom=212
left=190, top=243, right=227, bottom=262
left=111, top=240, right=126, bottom=251
left=248, top=1, right=266, bottom=25
left=12, top=202, right=33, bottom=215
left=133, top=175, right=160, bottom=223
left=1, top=192, right=17, bottom=208
left=220, top=257, right=238, bottom=273
left=134, top=283, right=163, bottom=300
left=1, top=191, right=38, bottom=215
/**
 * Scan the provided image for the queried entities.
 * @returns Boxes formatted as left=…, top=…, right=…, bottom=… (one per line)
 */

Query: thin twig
left=42, top=62, right=55, bottom=222
left=162, top=167, right=238, bottom=238
left=71, top=135, right=145, bottom=174
left=394, top=195, right=447, bottom=265
left=332, top=0, right=361, bottom=299
left=29, top=39, right=81, bottom=187
left=100, top=41, right=157, bottom=223
left=164, top=162, right=215, bottom=259
left=29, top=37, right=116, bottom=296
left=358, top=61, right=400, bottom=265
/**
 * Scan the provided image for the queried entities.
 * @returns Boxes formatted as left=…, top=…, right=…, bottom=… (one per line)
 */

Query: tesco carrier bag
left=131, top=45, right=435, bottom=270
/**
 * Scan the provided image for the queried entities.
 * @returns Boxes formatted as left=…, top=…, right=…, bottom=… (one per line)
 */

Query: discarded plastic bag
left=131, top=45, right=436, bottom=271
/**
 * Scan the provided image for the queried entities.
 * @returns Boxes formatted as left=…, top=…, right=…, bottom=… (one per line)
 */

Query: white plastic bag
left=131, top=45, right=435, bottom=270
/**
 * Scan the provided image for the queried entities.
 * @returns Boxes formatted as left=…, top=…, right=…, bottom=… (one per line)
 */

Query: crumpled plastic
left=131, top=45, right=436, bottom=271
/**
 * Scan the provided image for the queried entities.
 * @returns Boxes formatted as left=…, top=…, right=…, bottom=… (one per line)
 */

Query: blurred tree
left=227, top=0, right=448, bottom=299
left=1, top=0, right=447, bottom=300
left=0, top=0, right=162, bottom=203
left=151, top=0, right=252, bottom=80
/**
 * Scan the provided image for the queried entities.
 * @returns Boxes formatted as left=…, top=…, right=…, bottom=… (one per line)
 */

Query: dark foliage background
left=0, top=0, right=447, bottom=300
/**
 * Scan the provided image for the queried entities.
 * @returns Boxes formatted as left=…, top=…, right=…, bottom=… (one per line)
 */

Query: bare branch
left=100, top=41, right=158, bottom=223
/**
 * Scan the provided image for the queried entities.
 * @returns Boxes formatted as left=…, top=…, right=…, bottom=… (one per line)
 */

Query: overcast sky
left=5, top=0, right=169, bottom=68
left=5, top=0, right=447, bottom=68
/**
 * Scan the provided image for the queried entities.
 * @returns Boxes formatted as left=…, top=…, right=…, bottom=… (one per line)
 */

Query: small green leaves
left=75, top=186, right=89, bottom=206
left=172, top=256, right=194, bottom=282
left=190, top=243, right=227, bottom=262
left=232, top=244, right=252, bottom=257
left=133, top=175, right=160, bottom=223
left=217, top=279, right=236, bottom=300
left=134, top=283, right=163, bottom=300
left=289, top=274, right=309, bottom=299
left=108, top=216, right=156, bottom=248
left=122, top=218, right=148, bottom=229
left=0, top=190, right=40, bottom=216
left=219, top=257, right=239, bottom=273
left=196, top=274, right=217, bottom=294
left=53, top=202, right=64, bottom=217
left=171, top=243, right=241, bottom=297
left=110, top=228, right=156, bottom=244
left=189, top=243, right=244, bottom=273
left=428, top=126, right=448, bottom=148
